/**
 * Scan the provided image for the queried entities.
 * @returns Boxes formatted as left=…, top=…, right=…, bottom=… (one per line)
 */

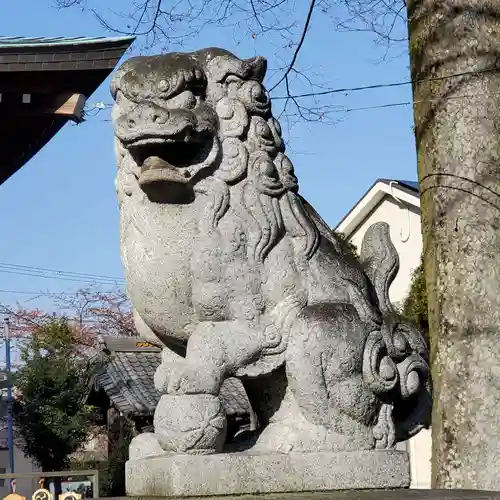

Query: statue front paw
left=155, top=359, right=223, bottom=395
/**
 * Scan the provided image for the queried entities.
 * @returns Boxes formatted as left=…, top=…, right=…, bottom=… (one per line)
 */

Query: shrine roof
left=0, top=35, right=134, bottom=186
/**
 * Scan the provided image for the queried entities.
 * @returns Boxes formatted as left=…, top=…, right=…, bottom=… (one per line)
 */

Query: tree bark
left=407, top=0, right=500, bottom=489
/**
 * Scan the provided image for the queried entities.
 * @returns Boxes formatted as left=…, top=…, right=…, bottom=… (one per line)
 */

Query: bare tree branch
left=269, top=0, right=317, bottom=92
left=54, top=0, right=410, bottom=126
left=331, top=0, right=407, bottom=48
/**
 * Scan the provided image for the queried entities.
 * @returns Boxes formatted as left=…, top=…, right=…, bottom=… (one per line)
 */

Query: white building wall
left=346, top=194, right=432, bottom=489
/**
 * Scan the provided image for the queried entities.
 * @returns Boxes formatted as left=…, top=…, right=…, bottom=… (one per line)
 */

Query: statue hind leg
left=252, top=302, right=379, bottom=453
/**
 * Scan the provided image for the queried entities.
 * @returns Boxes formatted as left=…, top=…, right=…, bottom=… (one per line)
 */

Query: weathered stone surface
left=299, top=493, right=500, bottom=500
left=153, top=394, right=227, bottom=454
left=126, top=450, right=410, bottom=497
left=111, top=47, right=431, bottom=482
left=129, top=432, right=164, bottom=460
left=107, top=490, right=500, bottom=500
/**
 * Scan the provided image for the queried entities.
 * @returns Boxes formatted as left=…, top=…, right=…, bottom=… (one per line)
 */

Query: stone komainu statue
left=111, top=48, right=431, bottom=457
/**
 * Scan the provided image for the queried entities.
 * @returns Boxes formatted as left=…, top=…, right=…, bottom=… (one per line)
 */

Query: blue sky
left=0, top=1, right=417, bottom=313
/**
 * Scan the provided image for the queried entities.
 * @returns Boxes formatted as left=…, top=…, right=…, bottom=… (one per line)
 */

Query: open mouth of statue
left=127, top=133, right=215, bottom=186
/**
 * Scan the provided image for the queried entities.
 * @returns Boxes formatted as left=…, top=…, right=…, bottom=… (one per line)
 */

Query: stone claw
left=129, top=432, right=165, bottom=460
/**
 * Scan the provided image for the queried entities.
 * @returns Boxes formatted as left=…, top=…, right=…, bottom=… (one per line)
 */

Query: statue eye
left=188, top=82, right=205, bottom=99
left=158, top=79, right=170, bottom=93
left=157, top=75, right=184, bottom=98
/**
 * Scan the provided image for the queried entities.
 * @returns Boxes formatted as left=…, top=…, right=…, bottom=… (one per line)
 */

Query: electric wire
left=0, top=262, right=125, bottom=285
left=93, top=63, right=500, bottom=119
left=272, top=64, right=500, bottom=100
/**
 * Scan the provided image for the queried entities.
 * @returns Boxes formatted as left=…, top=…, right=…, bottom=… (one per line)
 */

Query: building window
left=0, top=467, right=6, bottom=487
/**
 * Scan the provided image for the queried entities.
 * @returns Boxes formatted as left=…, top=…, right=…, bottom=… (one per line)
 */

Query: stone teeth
left=142, top=156, right=169, bottom=169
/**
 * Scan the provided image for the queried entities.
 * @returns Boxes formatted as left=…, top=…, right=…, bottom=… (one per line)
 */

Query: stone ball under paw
left=154, top=394, right=227, bottom=454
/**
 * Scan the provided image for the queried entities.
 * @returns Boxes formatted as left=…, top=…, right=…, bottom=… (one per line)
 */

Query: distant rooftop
left=335, top=178, right=420, bottom=235
left=383, top=179, right=419, bottom=193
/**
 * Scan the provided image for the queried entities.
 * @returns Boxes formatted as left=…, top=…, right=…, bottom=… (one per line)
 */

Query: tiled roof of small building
left=0, top=36, right=135, bottom=49
left=96, top=336, right=251, bottom=418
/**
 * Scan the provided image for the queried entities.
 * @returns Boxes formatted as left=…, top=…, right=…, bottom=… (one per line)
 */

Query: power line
left=0, top=262, right=125, bottom=285
left=92, top=64, right=500, bottom=113
left=282, top=89, right=500, bottom=118
left=93, top=66, right=500, bottom=124
left=329, top=101, right=409, bottom=113
left=0, top=269, right=123, bottom=285
left=0, top=262, right=124, bottom=281
left=273, top=77, right=413, bottom=100
left=94, top=91, right=481, bottom=124
left=0, top=289, right=130, bottom=297
left=272, top=64, right=500, bottom=100
left=0, top=290, right=81, bottom=296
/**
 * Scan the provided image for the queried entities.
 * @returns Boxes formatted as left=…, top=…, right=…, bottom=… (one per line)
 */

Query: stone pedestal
left=126, top=450, right=410, bottom=497
left=114, top=490, right=500, bottom=500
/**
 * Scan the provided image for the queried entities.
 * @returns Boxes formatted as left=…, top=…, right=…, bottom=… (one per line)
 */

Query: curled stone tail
left=359, top=221, right=399, bottom=316
left=360, top=222, right=431, bottom=447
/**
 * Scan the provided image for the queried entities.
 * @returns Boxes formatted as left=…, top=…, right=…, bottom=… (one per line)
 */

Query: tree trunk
left=107, top=407, right=121, bottom=457
left=407, top=0, right=500, bottom=489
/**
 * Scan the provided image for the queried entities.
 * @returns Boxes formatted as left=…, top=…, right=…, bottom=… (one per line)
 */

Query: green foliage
left=70, top=420, right=134, bottom=497
left=402, top=255, right=429, bottom=343
left=100, top=425, right=133, bottom=497
left=332, top=231, right=359, bottom=259
left=14, top=317, right=98, bottom=471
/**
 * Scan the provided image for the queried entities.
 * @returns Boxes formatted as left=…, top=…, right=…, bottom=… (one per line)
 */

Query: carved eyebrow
left=218, top=72, right=260, bottom=85
left=112, top=63, right=208, bottom=104
left=158, top=68, right=206, bottom=98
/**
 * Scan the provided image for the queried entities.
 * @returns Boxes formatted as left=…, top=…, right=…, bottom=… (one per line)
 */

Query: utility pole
left=4, top=318, right=14, bottom=479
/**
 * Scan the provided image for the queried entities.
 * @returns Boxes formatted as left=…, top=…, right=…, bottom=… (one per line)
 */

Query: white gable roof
left=335, top=179, right=420, bottom=238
